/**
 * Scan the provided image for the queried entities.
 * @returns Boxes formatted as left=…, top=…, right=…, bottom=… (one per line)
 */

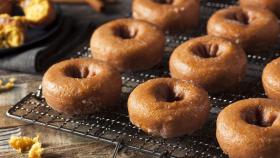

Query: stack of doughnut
left=41, top=1, right=280, bottom=157
left=0, top=0, right=56, bottom=48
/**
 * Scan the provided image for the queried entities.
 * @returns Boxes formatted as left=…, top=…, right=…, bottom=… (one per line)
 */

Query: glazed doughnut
left=42, top=58, right=122, bottom=115
left=0, top=0, right=12, bottom=14
left=132, top=0, right=200, bottom=33
left=240, top=0, right=280, bottom=18
left=19, top=0, right=56, bottom=27
left=262, top=57, right=280, bottom=100
left=128, top=78, right=211, bottom=138
left=217, top=98, right=280, bottom=158
left=207, top=6, right=280, bottom=52
left=0, top=14, right=26, bottom=48
left=90, top=18, right=165, bottom=72
left=169, top=35, right=247, bottom=93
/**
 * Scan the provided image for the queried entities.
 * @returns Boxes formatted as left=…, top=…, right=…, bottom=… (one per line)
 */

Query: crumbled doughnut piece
left=9, top=135, right=39, bottom=153
left=0, top=14, right=25, bottom=48
left=28, top=142, right=43, bottom=158
left=0, top=77, right=16, bottom=92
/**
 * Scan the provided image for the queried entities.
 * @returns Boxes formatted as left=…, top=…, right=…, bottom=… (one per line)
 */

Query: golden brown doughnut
left=217, top=98, right=280, bottom=158
left=128, top=78, right=211, bottom=138
left=207, top=6, right=280, bottom=53
left=240, top=0, right=280, bottom=18
left=90, top=18, right=165, bottom=72
left=42, top=58, right=122, bottom=115
left=0, top=0, right=12, bottom=14
left=132, top=0, right=200, bottom=33
left=262, top=57, right=280, bottom=100
left=169, top=35, right=247, bottom=93
left=19, top=0, right=56, bottom=27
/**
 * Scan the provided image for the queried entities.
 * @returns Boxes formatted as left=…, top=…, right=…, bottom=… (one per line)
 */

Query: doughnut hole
left=155, top=83, right=184, bottom=102
left=64, top=65, right=96, bottom=79
left=153, top=0, right=174, bottom=4
left=226, top=11, right=249, bottom=25
left=114, top=25, right=138, bottom=39
left=192, top=43, right=220, bottom=58
left=244, top=106, right=278, bottom=127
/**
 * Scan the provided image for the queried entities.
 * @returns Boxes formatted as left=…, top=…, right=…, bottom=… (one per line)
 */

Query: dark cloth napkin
left=0, top=18, right=92, bottom=73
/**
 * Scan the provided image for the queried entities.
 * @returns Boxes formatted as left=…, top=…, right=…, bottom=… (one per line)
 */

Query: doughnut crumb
left=28, top=142, right=43, bottom=158
left=0, top=77, right=16, bottom=92
left=9, top=135, right=39, bottom=153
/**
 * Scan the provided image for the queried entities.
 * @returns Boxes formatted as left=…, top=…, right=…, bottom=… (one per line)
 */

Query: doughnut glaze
left=207, top=6, right=280, bottom=53
left=90, top=18, right=165, bottom=72
left=217, top=98, right=280, bottom=158
left=128, top=78, right=211, bottom=138
left=42, top=58, right=122, bottom=115
left=169, top=35, right=247, bottom=93
left=132, top=0, right=200, bottom=33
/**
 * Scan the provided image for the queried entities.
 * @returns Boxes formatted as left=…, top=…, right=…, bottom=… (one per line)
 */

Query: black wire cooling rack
left=6, top=0, right=280, bottom=157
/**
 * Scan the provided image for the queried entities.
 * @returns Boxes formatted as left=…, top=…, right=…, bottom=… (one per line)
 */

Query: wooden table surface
left=0, top=3, right=154, bottom=158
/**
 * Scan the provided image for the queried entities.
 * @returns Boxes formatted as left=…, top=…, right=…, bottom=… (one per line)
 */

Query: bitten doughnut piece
left=128, top=78, right=211, bottom=138
left=207, top=6, right=280, bottom=53
left=19, top=0, right=56, bottom=27
left=42, top=58, right=122, bottom=115
left=90, top=18, right=165, bottom=72
left=169, top=35, right=247, bottom=93
left=132, top=0, right=200, bottom=33
left=0, top=14, right=26, bottom=48
left=217, top=98, right=280, bottom=158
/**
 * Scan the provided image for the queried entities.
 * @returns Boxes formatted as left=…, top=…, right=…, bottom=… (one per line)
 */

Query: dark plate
left=0, top=5, right=62, bottom=56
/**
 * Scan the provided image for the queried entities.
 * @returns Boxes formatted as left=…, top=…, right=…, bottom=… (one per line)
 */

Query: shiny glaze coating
left=169, top=35, right=247, bottom=93
left=42, top=58, right=122, bottom=115
left=207, top=6, right=280, bottom=53
left=90, top=18, right=165, bottom=72
left=217, top=98, right=280, bottom=158
left=128, top=78, right=211, bottom=138
left=132, top=0, right=200, bottom=33
left=240, top=0, right=280, bottom=18
left=262, top=57, right=280, bottom=100
left=0, top=0, right=12, bottom=14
